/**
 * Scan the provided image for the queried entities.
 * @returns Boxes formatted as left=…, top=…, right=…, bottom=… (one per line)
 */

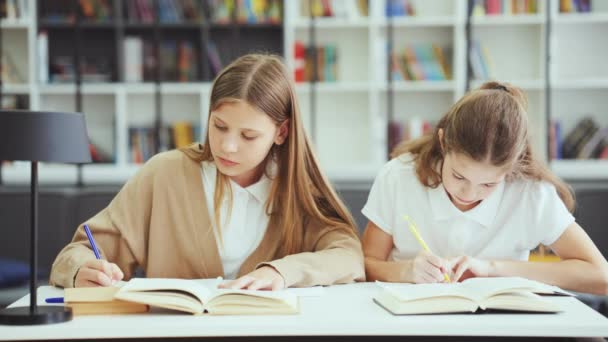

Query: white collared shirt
left=201, top=161, right=271, bottom=279
left=362, top=154, right=575, bottom=261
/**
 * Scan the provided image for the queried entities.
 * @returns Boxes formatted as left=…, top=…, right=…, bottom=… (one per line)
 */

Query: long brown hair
left=188, top=53, right=357, bottom=254
left=391, top=81, right=575, bottom=212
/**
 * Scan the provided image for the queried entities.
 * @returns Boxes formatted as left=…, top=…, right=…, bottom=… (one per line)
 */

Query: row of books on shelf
left=127, top=0, right=282, bottom=24
left=40, top=0, right=112, bottom=23
left=472, top=0, right=539, bottom=16
left=387, top=117, right=434, bottom=153
left=300, top=0, right=369, bottom=19
left=0, top=0, right=29, bottom=20
left=559, top=0, right=592, bottom=13
left=39, top=0, right=282, bottom=25
left=385, top=0, right=415, bottom=17
left=390, top=44, right=451, bottom=81
left=1, top=95, right=28, bottom=110
left=469, top=40, right=494, bottom=81
left=130, top=122, right=200, bottom=164
left=124, top=37, right=197, bottom=82
left=549, top=117, right=608, bottom=160
left=293, top=41, right=338, bottom=83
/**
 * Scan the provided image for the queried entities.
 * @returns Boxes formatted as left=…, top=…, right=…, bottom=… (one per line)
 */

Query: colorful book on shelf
left=294, top=42, right=339, bottom=82
left=560, top=0, right=591, bottom=13
left=578, top=127, right=608, bottom=159
left=402, top=46, right=425, bottom=81
left=374, top=277, right=571, bottom=315
left=562, top=118, right=600, bottom=159
left=294, top=41, right=306, bottom=82
left=386, top=0, right=415, bottom=17
left=304, top=0, right=366, bottom=18
left=206, top=40, right=223, bottom=77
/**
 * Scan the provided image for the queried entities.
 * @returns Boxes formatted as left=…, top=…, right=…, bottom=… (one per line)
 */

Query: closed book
left=64, top=286, right=149, bottom=316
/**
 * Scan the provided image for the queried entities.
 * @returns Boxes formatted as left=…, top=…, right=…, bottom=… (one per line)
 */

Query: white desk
left=1, top=283, right=608, bottom=341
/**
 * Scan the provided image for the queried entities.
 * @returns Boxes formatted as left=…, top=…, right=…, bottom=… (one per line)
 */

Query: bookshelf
left=1, top=0, right=607, bottom=185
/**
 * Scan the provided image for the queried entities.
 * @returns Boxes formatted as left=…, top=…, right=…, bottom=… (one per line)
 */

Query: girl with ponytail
left=361, top=82, right=608, bottom=295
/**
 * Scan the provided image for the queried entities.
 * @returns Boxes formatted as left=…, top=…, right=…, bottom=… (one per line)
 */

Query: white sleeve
left=531, top=182, right=575, bottom=246
left=361, top=162, right=397, bottom=236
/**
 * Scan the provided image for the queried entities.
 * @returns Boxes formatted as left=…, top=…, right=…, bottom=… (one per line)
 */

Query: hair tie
left=496, top=84, right=508, bottom=92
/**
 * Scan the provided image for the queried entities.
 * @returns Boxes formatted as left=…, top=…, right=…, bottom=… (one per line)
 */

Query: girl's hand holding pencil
left=404, top=215, right=452, bottom=284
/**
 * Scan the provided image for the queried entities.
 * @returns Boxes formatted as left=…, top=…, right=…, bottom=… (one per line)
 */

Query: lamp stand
left=0, top=161, right=72, bottom=325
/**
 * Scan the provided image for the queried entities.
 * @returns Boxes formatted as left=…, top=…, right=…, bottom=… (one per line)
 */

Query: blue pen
left=83, top=224, right=101, bottom=259
left=45, top=297, right=64, bottom=304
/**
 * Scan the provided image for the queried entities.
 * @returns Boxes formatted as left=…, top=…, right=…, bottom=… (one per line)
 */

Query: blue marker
left=45, top=297, right=64, bottom=304
left=83, top=224, right=101, bottom=259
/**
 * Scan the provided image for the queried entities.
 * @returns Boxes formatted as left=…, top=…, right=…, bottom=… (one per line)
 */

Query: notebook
left=373, top=277, right=571, bottom=315
left=113, top=278, right=299, bottom=315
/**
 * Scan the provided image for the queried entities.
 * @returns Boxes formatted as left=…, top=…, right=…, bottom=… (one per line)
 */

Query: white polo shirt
left=362, top=154, right=575, bottom=261
left=201, top=161, right=271, bottom=279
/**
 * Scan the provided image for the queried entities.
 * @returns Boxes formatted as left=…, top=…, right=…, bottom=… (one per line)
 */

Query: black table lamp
left=0, top=110, right=91, bottom=325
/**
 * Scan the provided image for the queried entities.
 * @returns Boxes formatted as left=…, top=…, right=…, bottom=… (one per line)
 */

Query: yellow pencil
left=403, top=215, right=451, bottom=283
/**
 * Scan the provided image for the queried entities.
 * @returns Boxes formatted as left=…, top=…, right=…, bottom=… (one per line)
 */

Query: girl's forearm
left=489, top=259, right=608, bottom=295
left=364, top=257, right=414, bottom=283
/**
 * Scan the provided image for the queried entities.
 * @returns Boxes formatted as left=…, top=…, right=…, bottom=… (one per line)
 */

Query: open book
left=373, top=277, right=571, bottom=315
left=112, top=278, right=299, bottom=315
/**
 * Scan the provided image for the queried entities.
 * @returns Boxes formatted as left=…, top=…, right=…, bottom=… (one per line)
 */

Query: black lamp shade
left=0, top=110, right=91, bottom=163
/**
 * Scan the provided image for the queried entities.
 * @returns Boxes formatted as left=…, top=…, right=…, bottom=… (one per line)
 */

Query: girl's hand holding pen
left=74, top=259, right=124, bottom=287
left=412, top=251, right=452, bottom=284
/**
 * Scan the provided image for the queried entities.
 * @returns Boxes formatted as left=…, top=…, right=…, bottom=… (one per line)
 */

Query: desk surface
left=1, top=283, right=608, bottom=341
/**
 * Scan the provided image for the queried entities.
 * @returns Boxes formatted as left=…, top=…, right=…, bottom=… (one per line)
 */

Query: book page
left=460, top=277, right=572, bottom=299
left=376, top=281, right=477, bottom=302
left=481, top=291, right=561, bottom=313
left=376, top=277, right=568, bottom=304
left=115, top=278, right=214, bottom=314
left=206, top=290, right=299, bottom=315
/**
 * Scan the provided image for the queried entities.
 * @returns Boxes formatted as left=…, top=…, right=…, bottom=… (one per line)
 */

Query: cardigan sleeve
left=260, top=222, right=366, bottom=287
left=49, top=156, right=159, bottom=288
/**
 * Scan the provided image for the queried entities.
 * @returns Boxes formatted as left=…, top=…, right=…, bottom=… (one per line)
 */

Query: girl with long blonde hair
left=51, top=54, right=365, bottom=290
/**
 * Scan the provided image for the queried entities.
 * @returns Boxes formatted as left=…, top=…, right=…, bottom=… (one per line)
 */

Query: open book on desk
left=374, top=277, right=572, bottom=315
left=113, top=278, right=299, bottom=315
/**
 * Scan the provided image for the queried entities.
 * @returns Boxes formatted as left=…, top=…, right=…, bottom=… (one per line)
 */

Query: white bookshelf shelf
left=0, top=20, right=30, bottom=29
left=551, top=160, right=608, bottom=180
left=39, top=84, right=118, bottom=95
left=296, top=82, right=369, bottom=93
left=82, top=164, right=139, bottom=185
left=554, top=13, right=608, bottom=24
left=124, top=82, right=211, bottom=94
left=2, top=84, right=31, bottom=94
left=379, top=16, right=455, bottom=27
left=471, top=14, right=545, bottom=26
left=553, top=79, right=608, bottom=89
left=2, top=163, right=78, bottom=184
left=382, top=80, right=455, bottom=92
left=293, top=18, right=370, bottom=29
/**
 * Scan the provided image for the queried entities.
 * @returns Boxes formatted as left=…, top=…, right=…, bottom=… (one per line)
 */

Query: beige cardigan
left=50, top=145, right=365, bottom=288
